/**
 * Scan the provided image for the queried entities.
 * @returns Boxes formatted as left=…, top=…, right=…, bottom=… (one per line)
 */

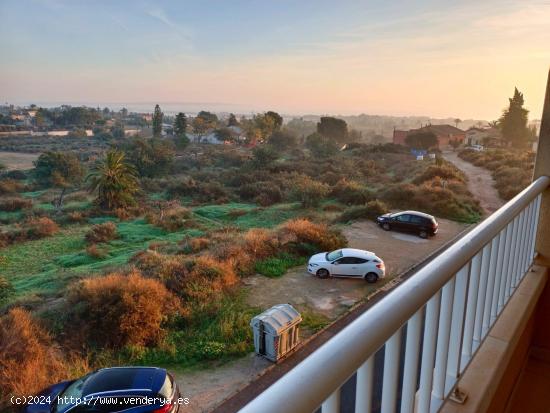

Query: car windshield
left=53, top=375, right=89, bottom=413
left=326, top=250, right=343, bottom=261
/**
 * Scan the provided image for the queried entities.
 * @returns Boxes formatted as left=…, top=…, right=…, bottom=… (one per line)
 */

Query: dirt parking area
left=176, top=218, right=469, bottom=412
left=245, top=218, right=468, bottom=319
left=0, top=151, right=39, bottom=170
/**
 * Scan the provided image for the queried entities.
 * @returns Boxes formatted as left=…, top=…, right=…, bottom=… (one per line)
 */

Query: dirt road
left=442, top=150, right=504, bottom=215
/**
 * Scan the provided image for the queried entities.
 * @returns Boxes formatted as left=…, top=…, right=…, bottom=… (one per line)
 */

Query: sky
left=0, top=0, right=549, bottom=120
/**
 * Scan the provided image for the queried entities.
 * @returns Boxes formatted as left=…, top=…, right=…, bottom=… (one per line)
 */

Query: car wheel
left=316, top=268, right=330, bottom=279
left=365, top=272, right=378, bottom=283
left=382, top=223, right=391, bottom=231
left=419, top=230, right=428, bottom=239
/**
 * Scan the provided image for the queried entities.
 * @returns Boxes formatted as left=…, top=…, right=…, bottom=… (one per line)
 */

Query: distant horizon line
left=2, top=100, right=499, bottom=122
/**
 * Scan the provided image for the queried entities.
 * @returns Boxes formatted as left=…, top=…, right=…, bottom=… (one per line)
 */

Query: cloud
left=144, top=5, right=192, bottom=42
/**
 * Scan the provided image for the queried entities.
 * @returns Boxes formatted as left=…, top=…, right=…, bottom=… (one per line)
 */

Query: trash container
left=250, top=304, right=302, bottom=362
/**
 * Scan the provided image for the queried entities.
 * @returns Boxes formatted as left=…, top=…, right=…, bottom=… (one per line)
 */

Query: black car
left=22, top=367, right=184, bottom=413
left=376, top=210, right=438, bottom=238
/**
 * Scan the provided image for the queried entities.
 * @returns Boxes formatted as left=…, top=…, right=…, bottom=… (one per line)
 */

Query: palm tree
left=454, top=118, right=462, bottom=128
left=86, top=150, right=139, bottom=210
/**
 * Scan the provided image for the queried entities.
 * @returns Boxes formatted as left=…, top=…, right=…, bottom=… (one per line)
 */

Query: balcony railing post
left=533, top=67, right=550, bottom=265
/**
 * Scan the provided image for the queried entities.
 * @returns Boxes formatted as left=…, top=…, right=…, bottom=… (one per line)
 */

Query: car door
left=331, top=257, right=363, bottom=277
left=393, top=214, right=412, bottom=232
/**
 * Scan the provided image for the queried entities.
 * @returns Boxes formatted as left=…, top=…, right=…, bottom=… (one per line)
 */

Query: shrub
left=238, top=182, right=282, bottom=206
left=0, top=197, right=32, bottom=212
left=331, top=179, right=372, bottom=205
left=0, top=308, right=68, bottom=406
left=146, top=204, right=192, bottom=231
left=0, top=275, right=14, bottom=304
left=413, top=164, right=465, bottom=184
left=86, top=244, right=108, bottom=259
left=242, top=228, right=280, bottom=259
left=338, top=200, right=389, bottom=222
left=131, top=252, right=237, bottom=304
left=67, top=211, right=87, bottom=223
left=85, top=222, right=118, bottom=244
left=26, top=217, right=59, bottom=239
left=68, top=271, right=181, bottom=348
left=278, top=219, right=347, bottom=251
left=188, top=237, right=210, bottom=252
left=0, top=179, right=24, bottom=195
left=289, top=174, right=330, bottom=208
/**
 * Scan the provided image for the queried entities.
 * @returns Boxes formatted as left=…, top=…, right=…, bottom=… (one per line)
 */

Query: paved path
left=441, top=150, right=504, bottom=215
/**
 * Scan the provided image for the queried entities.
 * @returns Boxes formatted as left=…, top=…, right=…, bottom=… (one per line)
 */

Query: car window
left=410, top=215, right=424, bottom=224
left=326, top=250, right=343, bottom=261
left=396, top=214, right=410, bottom=222
left=353, top=258, right=368, bottom=264
left=335, top=257, right=356, bottom=264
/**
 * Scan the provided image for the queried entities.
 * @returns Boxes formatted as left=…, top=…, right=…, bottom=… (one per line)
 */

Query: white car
left=307, top=248, right=386, bottom=283
left=470, top=144, right=484, bottom=151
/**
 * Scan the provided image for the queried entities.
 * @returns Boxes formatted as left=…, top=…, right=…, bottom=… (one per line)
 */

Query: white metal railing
left=239, top=175, right=549, bottom=413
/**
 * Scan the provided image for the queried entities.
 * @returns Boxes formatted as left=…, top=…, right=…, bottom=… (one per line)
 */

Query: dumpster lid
left=250, top=304, right=301, bottom=335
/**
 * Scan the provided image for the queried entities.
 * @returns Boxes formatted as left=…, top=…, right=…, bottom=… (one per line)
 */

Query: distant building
left=466, top=127, right=503, bottom=147
left=393, top=124, right=466, bottom=148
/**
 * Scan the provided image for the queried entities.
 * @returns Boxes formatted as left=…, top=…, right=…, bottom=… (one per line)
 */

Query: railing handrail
left=239, top=175, right=550, bottom=413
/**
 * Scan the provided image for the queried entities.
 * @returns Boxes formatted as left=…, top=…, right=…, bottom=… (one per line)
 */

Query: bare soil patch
left=0, top=151, right=39, bottom=170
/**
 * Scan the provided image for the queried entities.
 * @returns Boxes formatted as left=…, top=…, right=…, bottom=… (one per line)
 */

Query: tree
left=405, top=131, right=438, bottom=150
left=488, top=120, right=499, bottom=128
left=317, top=117, right=348, bottom=144
left=268, top=129, right=297, bottom=150
left=265, top=111, right=283, bottom=130
left=251, top=145, right=279, bottom=167
left=499, top=88, right=530, bottom=147
left=34, top=152, right=84, bottom=210
left=86, top=150, right=139, bottom=210
left=454, top=118, right=462, bottom=128
left=174, top=112, right=187, bottom=137
left=192, top=111, right=218, bottom=142
left=118, top=137, right=175, bottom=177
left=305, top=132, right=339, bottom=157
left=227, top=113, right=239, bottom=126
left=152, top=104, right=163, bottom=138
left=215, top=127, right=237, bottom=143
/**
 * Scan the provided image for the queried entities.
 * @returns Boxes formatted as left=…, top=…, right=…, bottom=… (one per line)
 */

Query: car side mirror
left=332, top=261, right=339, bottom=265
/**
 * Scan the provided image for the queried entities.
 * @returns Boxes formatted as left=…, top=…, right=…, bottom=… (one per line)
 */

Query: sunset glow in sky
left=1, top=0, right=549, bottom=119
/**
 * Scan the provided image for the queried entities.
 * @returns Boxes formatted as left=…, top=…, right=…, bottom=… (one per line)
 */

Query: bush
left=86, top=244, right=108, bottom=259
left=238, top=182, right=282, bottom=206
left=146, top=203, right=192, bottom=231
left=68, top=271, right=181, bottom=348
left=26, top=217, right=59, bottom=239
left=0, top=308, right=68, bottom=406
left=289, top=174, right=330, bottom=208
left=413, top=164, right=465, bottom=184
left=131, top=252, right=238, bottom=304
left=85, top=222, right=118, bottom=244
left=278, top=219, right=347, bottom=251
left=338, top=200, right=389, bottom=222
left=0, top=275, right=14, bottom=304
left=331, top=179, right=372, bottom=205
left=188, top=237, right=210, bottom=252
left=0, top=197, right=33, bottom=212
left=0, top=179, right=25, bottom=195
